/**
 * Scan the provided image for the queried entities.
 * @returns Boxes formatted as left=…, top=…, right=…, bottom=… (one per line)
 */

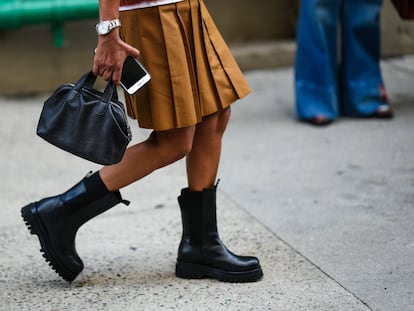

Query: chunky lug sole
left=175, top=260, right=263, bottom=283
left=21, top=203, right=80, bottom=282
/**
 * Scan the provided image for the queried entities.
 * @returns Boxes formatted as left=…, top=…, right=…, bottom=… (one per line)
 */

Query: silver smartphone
left=120, top=56, right=151, bottom=95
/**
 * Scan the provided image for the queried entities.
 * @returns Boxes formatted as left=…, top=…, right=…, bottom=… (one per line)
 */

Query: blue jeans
left=295, top=0, right=387, bottom=120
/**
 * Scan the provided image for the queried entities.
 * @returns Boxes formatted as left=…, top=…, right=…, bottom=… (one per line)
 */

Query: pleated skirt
left=119, top=0, right=251, bottom=131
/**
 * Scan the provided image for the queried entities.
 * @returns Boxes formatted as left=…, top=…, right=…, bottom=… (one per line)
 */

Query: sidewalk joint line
left=220, top=189, right=376, bottom=311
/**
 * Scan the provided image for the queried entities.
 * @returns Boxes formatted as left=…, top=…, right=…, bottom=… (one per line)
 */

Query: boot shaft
left=177, top=184, right=219, bottom=243
left=37, top=172, right=129, bottom=230
left=22, top=172, right=129, bottom=282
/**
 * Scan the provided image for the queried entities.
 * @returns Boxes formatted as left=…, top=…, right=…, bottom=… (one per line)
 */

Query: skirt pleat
left=120, top=0, right=251, bottom=131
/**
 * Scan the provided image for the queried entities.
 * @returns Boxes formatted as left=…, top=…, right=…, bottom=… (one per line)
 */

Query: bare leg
left=186, top=108, right=231, bottom=191
left=100, top=126, right=195, bottom=191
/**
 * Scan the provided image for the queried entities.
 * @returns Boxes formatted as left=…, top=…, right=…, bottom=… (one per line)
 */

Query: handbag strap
left=74, top=71, right=97, bottom=91
left=72, top=71, right=119, bottom=103
left=102, top=79, right=119, bottom=103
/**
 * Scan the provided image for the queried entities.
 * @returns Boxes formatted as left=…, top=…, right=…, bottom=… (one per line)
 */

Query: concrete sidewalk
left=1, top=56, right=413, bottom=310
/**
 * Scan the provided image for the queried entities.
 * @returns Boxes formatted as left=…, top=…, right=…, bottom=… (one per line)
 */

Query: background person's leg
left=295, top=0, right=341, bottom=122
left=340, top=0, right=389, bottom=117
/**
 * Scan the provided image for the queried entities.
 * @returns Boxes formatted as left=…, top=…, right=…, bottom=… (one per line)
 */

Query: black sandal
left=372, top=105, right=394, bottom=119
left=304, top=115, right=333, bottom=126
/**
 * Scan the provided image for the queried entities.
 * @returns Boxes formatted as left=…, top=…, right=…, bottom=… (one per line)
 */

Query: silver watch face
left=97, top=22, right=109, bottom=35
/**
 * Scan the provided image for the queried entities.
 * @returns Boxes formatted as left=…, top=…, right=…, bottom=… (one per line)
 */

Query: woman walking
left=21, top=0, right=263, bottom=283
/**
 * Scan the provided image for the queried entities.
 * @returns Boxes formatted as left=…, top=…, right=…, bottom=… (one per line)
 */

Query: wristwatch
left=95, top=19, right=121, bottom=36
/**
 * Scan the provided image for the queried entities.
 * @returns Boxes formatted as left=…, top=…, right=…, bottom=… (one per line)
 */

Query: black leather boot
left=175, top=182, right=263, bottom=282
left=21, top=172, right=129, bottom=282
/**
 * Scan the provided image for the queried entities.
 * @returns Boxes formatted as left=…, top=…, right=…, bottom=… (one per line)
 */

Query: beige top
left=119, top=0, right=183, bottom=11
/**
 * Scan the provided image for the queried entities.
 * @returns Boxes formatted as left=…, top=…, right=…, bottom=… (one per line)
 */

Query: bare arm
left=93, top=0, right=140, bottom=85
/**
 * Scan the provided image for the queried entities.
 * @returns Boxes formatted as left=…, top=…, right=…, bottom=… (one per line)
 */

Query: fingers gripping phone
left=120, top=56, right=151, bottom=95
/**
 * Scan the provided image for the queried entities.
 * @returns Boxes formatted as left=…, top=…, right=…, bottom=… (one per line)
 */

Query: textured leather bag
left=37, top=71, right=132, bottom=165
left=391, top=0, right=414, bottom=19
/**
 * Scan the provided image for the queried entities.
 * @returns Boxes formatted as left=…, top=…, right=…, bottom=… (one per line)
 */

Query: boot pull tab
left=121, top=199, right=131, bottom=206
left=215, top=179, right=221, bottom=188
left=114, top=190, right=131, bottom=206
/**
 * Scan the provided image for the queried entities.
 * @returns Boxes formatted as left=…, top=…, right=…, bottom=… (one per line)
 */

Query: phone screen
left=121, top=56, right=149, bottom=89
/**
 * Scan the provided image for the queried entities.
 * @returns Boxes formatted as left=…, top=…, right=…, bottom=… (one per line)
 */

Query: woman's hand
left=93, top=28, right=140, bottom=85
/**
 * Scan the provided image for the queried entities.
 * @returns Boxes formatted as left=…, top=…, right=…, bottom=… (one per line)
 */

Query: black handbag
left=37, top=71, right=132, bottom=165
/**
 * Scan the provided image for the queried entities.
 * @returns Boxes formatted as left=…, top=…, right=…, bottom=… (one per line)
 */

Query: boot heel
left=21, top=204, right=40, bottom=236
left=175, top=261, right=206, bottom=279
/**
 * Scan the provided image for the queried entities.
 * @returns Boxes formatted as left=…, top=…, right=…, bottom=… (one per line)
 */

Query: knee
left=172, top=135, right=193, bottom=159
left=151, top=127, right=195, bottom=163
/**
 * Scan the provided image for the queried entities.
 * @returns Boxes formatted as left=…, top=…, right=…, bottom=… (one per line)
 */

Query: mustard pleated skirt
left=119, top=0, right=251, bottom=131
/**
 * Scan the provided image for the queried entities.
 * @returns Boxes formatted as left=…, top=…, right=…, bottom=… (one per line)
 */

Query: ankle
left=83, top=171, right=110, bottom=199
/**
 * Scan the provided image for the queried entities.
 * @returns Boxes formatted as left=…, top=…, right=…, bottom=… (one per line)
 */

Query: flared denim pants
left=295, top=0, right=387, bottom=120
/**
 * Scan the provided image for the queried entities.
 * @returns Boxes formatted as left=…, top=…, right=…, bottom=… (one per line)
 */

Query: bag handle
left=71, top=71, right=119, bottom=103
left=74, top=71, right=97, bottom=91
left=102, top=79, right=119, bottom=103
